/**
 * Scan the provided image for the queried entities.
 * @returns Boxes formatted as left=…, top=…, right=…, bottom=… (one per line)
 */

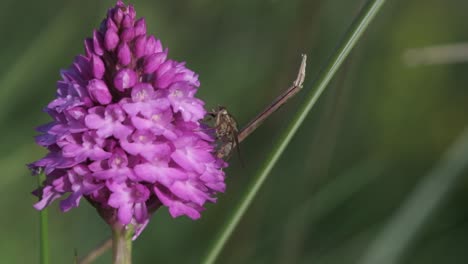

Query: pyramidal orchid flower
left=28, top=0, right=226, bottom=243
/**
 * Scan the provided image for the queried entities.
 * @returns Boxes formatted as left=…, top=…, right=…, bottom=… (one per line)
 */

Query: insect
left=206, top=55, right=307, bottom=160
left=208, top=106, right=240, bottom=159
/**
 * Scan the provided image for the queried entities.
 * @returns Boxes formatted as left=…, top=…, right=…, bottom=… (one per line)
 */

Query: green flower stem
left=112, top=224, right=134, bottom=264
left=201, top=0, right=386, bottom=263
left=38, top=174, right=49, bottom=264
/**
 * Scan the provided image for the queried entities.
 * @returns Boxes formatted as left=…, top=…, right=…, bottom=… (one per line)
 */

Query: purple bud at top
left=121, top=28, right=135, bottom=42
left=133, top=35, right=146, bottom=59
left=114, top=68, right=137, bottom=91
left=106, top=17, right=118, bottom=32
left=93, top=30, right=104, bottom=56
left=104, top=29, right=119, bottom=51
left=134, top=18, right=146, bottom=36
left=144, top=37, right=163, bottom=56
left=128, top=5, right=136, bottom=20
left=87, top=79, right=112, bottom=105
left=74, top=55, right=92, bottom=79
left=117, top=42, right=132, bottom=66
left=122, top=14, right=133, bottom=29
left=154, top=40, right=163, bottom=54
left=113, top=7, right=124, bottom=25
left=145, top=36, right=157, bottom=55
left=91, top=55, right=105, bottom=79
left=143, top=52, right=167, bottom=74
left=84, top=38, right=93, bottom=57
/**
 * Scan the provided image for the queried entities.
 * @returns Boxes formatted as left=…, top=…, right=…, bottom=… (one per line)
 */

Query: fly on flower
left=205, top=55, right=307, bottom=160
left=208, top=106, right=240, bottom=159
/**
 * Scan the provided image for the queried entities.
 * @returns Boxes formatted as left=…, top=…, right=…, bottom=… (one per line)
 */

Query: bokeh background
left=2, top=0, right=468, bottom=263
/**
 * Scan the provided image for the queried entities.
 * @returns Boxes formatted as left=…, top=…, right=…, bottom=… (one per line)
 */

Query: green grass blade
left=37, top=173, right=49, bottom=264
left=358, top=127, right=468, bottom=264
left=201, top=0, right=387, bottom=263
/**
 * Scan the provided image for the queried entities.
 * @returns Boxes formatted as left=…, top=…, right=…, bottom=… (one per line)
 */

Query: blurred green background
left=2, top=0, right=468, bottom=263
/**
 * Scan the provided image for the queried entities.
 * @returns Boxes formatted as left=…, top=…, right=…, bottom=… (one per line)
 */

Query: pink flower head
left=29, top=0, right=226, bottom=239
